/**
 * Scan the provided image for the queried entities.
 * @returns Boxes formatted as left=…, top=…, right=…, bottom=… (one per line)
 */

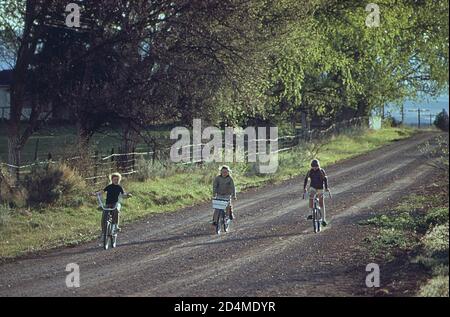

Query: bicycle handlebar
left=302, top=190, right=332, bottom=200
left=101, top=206, right=118, bottom=212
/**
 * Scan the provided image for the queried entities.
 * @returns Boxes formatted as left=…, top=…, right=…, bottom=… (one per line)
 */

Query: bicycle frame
left=312, top=194, right=322, bottom=233
left=303, top=190, right=331, bottom=233
left=212, top=197, right=232, bottom=235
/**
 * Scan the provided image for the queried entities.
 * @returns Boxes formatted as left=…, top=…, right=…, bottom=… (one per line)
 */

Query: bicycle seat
left=102, top=203, right=119, bottom=211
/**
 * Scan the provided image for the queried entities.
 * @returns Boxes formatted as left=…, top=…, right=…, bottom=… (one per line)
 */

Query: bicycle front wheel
left=313, top=209, right=321, bottom=233
left=103, top=221, right=111, bottom=250
left=111, top=225, right=117, bottom=248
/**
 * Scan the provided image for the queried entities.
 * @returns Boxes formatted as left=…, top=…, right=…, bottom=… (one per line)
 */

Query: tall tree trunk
left=355, top=97, right=370, bottom=126
left=6, top=0, right=42, bottom=179
left=7, top=132, right=21, bottom=179
left=76, top=119, right=92, bottom=154
left=118, top=122, right=138, bottom=172
left=7, top=75, right=26, bottom=179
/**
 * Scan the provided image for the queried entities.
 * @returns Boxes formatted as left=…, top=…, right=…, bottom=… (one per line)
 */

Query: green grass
left=361, top=175, right=449, bottom=297
left=0, top=126, right=415, bottom=259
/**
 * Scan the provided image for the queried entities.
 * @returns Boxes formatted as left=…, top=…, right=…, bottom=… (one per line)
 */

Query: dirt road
left=0, top=131, right=441, bottom=296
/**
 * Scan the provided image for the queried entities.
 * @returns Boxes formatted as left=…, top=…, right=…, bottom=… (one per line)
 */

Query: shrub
left=418, top=275, right=449, bottom=297
left=422, top=222, right=449, bottom=257
left=432, top=264, right=449, bottom=277
left=0, top=166, right=28, bottom=207
left=22, top=162, right=86, bottom=206
left=135, top=158, right=177, bottom=181
left=383, top=116, right=402, bottom=128
left=434, top=109, right=449, bottom=132
left=61, top=146, right=98, bottom=179
left=419, top=135, right=449, bottom=173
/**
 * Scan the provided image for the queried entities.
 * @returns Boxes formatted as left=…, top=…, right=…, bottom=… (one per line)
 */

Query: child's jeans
left=101, top=203, right=121, bottom=234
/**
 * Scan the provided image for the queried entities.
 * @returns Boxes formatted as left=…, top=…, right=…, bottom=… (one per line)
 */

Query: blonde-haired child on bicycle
left=94, top=172, right=132, bottom=234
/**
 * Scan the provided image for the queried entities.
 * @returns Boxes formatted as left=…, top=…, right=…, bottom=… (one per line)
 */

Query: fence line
left=1, top=117, right=369, bottom=182
left=101, top=151, right=154, bottom=161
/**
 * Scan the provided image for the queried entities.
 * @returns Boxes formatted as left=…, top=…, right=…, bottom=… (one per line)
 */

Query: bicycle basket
left=212, top=198, right=229, bottom=210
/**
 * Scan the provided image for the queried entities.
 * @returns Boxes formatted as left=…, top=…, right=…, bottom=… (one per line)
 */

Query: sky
left=386, top=93, right=449, bottom=126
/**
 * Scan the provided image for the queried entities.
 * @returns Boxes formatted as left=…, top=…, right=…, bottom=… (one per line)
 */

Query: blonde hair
left=109, top=172, right=122, bottom=184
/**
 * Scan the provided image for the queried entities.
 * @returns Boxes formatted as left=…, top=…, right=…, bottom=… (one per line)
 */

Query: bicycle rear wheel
left=224, top=216, right=231, bottom=232
left=216, top=210, right=224, bottom=235
left=223, top=212, right=231, bottom=233
left=103, top=221, right=111, bottom=250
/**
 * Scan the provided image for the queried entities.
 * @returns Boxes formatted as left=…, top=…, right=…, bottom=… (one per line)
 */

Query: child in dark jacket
left=303, top=159, right=331, bottom=226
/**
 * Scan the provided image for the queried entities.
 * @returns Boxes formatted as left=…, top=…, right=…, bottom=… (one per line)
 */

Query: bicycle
left=95, top=192, right=132, bottom=249
left=212, top=197, right=232, bottom=235
left=96, top=192, right=120, bottom=249
left=303, top=190, right=332, bottom=233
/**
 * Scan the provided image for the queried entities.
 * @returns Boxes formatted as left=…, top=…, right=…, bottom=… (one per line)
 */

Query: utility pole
left=419, top=108, right=421, bottom=128
left=408, top=108, right=430, bottom=129
left=401, top=104, right=405, bottom=124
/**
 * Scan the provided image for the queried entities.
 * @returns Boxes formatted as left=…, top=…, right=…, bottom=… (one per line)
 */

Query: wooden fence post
left=132, top=146, right=136, bottom=172
left=152, top=143, right=157, bottom=164
left=117, top=146, right=121, bottom=172
left=110, top=147, right=114, bottom=174
left=34, top=138, right=40, bottom=161
left=94, top=150, right=99, bottom=185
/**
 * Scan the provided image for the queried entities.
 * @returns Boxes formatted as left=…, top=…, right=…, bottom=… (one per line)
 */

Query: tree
left=0, top=0, right=56, bottom=176
left=239, top=0, right=449, bottom=127
left=434, top=109, right=449, bottom=132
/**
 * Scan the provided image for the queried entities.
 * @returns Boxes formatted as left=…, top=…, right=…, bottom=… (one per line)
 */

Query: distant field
left=0, top=124, right=171, bottom=162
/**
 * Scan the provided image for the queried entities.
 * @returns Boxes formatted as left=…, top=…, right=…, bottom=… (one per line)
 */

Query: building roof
left=0, top=70, right=13, bottom=87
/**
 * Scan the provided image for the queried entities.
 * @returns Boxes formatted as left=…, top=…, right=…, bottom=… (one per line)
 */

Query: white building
left=0, top=70, right=11, bottom=120
left=0, top=70, right=50, bottom=120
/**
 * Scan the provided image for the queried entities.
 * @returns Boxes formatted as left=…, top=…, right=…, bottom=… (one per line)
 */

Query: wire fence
left=0, top=117, right=370, bottom=185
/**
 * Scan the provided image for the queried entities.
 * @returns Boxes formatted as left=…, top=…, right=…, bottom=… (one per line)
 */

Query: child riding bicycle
left=303, top=159, right=331, bottom=226
left=93, top=172, right=132, bottom=235
left=212, top=165, right=237, bottom=226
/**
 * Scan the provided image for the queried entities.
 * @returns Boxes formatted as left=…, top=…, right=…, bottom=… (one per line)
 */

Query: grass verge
left=361, top=177, right=449, bottom=297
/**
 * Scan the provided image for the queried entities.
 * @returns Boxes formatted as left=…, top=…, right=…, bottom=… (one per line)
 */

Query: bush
left=61, top=146, right=98, bottom=179
left=134, top=158, right=177, bottom=181
left=422, top=222, right=449, bottom=257
left=434, top=109, right=449, bottom=132
left=419, top=135, right=449, bottom=173
left=419, top=275, right=449, bottom=297
left=22, top=162, right=86, bottom=206
left=0, top=167, right=28, bottom=207
left=383, top=116, right=402, bottom=128
left=432, top=264, right=449, bottom=277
